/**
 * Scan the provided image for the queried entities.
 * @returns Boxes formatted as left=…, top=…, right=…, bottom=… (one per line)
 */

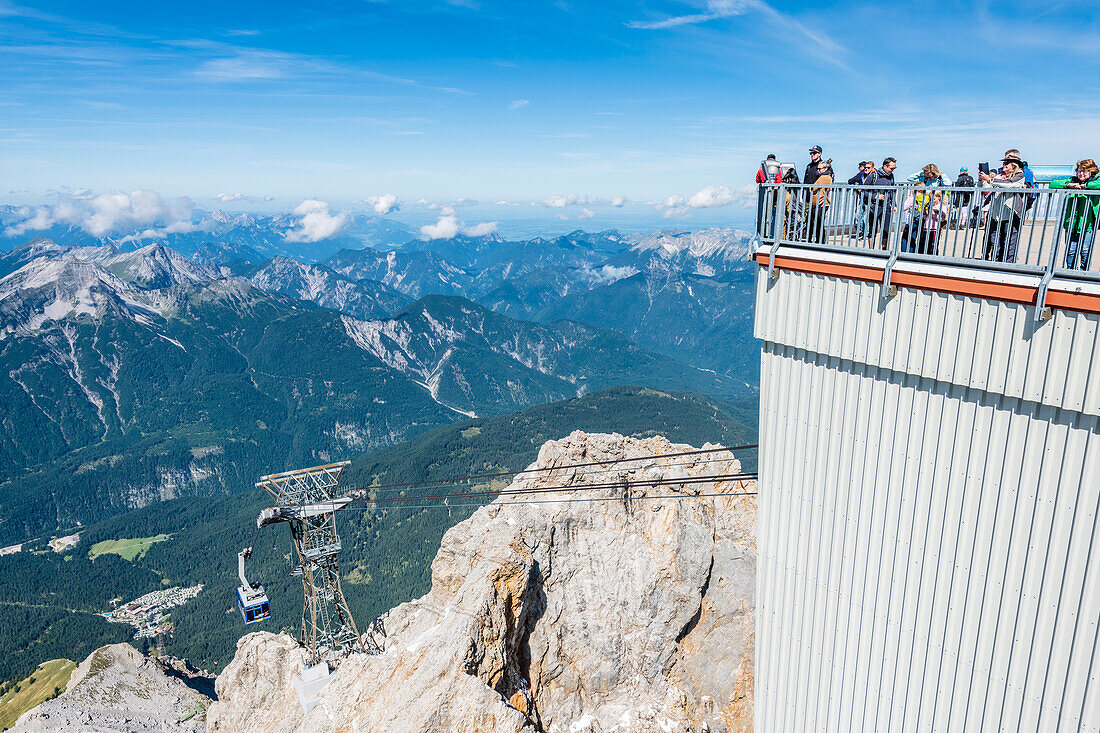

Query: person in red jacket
left=756, top=154, right=783, bottom=240
left=756, top=154, right=782, bottom=183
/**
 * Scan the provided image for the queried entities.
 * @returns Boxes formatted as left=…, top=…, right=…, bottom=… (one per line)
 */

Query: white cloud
left=659, top=184, right=754, bottom=217
left=283, top=199, right=351, bottom=242
left=582, top=264, right=638, bottom=284
left=509, top=99, right=530, bottom=110
left=419, top=215, right=498, bottom=240
left=118, top=219, right=207, bottom=243
left=215, top=193, right=275, bottom=203
left=5, top=206, right=53, bottom=236
left=540, top=194, right=626, bottom=208
left=542, top=193, right=585, bottom=208
left=420, top=214, right=461, bottom=240
left=3, top=189, right=196, bottom=238
left=362, top=193, right=399, bottom=215
left=579, top=208, right=595, bottom=219
left=462, top=221, right=498, bottom=236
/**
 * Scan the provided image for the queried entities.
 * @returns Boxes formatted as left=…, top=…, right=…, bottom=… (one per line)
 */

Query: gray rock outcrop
left=208, top=431, right=756, bottom=732
left=10, top=643, right=214, bottom=732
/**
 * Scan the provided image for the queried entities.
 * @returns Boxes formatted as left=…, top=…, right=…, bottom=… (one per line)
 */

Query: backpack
left=1023, top=166, right=1038, bottom=211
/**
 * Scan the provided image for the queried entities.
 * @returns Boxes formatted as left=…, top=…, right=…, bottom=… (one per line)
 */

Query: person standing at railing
left=865, top=157, right=897, bottom=249
left=905, top=163, right=952, bottom=188
left=952, top=167, right=975, bottom=228
left=805, top=145, right=824, bottom=185
left=979, top=153, right=1027, bottom=263
left=902, top=190, right=948, bottom=255
left=1050, top=159, right=1100, bottom=270
left=807, top=159, right=834, bottom=243
left=756, top=154, right=782, bottom=184
left=756, top=154, right=783, bottom=240
left=780, top=167, right=803, bottom=241
left=902, top=164, right=951, bottom=251
left=848, top=162, right=872, bottom=240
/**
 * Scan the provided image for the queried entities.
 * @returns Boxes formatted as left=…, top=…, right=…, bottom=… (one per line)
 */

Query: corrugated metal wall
left=754, top=267, right=1100, bottom=732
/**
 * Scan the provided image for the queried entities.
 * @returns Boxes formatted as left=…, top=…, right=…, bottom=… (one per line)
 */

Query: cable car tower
left=237, top=460, right=381, bottom=675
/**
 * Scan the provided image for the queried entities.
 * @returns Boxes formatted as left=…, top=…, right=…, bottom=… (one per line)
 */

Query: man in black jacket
left=864, top=157, right=897, bottom=249
left=805, top=145, right=823, bottom=184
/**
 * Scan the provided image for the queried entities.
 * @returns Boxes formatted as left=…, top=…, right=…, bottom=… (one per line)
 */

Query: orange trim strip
left=755, top=251, right=1100, bottom=314
left=1046, top=288, right=1100, bottom=313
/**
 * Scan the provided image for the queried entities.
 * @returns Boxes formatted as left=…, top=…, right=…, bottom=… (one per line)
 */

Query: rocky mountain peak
left=628, top=228, right=753, bottom=262
left=102, top=242, right=216, bottom=288
left=208, top=431, right=755, bottom=733
left=9, top=643, right=214, bottom=732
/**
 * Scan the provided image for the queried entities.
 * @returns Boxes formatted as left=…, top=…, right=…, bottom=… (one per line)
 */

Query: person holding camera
left=979, top=152, right=1026, bottom=262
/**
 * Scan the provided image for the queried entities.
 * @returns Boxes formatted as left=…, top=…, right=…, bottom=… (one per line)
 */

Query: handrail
left=755, top=183, right=1100, bottom=302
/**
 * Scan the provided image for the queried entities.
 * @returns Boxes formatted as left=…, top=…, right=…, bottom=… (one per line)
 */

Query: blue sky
left=2, top=0, right=1099, bottom=233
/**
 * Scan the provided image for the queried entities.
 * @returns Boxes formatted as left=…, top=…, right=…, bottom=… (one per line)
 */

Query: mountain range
left=0, top=231, right=752, bottom=543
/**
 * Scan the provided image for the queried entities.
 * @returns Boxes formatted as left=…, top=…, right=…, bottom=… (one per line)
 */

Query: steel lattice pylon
left=255, top=460, right=378, bottom=667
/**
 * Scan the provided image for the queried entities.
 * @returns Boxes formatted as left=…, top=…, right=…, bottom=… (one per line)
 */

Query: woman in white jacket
left=979, top=154, right=1027, bottom=263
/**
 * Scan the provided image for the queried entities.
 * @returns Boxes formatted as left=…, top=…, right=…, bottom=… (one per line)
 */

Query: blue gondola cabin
left=237, top=583, right=270, bottom=625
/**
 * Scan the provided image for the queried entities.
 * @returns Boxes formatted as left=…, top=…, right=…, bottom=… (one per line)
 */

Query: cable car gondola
left=236, top=548, right=270, bottom=625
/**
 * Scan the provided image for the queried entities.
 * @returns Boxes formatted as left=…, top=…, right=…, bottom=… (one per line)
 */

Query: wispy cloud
left=626, top=0, right=756, bottom=30
left=508, top=99, right=530, bottom=109
left=215, top=192, right=275, bottom=203
left=192, top=48, right=333, bottom=81
left=627, top=0, right=848, bottom=69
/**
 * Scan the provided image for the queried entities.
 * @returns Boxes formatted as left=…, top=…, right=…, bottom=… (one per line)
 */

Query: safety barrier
left=756, top=182, right=1100, bottom=279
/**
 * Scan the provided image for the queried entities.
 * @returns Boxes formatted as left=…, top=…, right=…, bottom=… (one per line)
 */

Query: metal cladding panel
left=754, top=268, right=1100, bottom=415
left=755, top=264, right=1100, bottom=733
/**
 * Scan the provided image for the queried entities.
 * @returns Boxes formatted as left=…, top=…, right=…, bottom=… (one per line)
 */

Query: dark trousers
left=867, top=205, right=892, bottom=249
left=807, top=204, right=829, bottom=243
left=985, top=214, right=1021, bottom=263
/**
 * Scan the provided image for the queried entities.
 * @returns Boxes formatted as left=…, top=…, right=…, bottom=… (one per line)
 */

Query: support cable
left=347, top=443, right=758, bottom=496
left=346, top=471, right=758, bottom=511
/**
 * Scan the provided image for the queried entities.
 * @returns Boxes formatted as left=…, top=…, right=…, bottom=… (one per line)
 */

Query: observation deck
left=752, top=182, right=1100, bottom=732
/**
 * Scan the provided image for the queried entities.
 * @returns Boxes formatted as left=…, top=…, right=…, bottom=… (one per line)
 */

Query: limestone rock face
left=10, top=643, right=214, bottom=733
left=207, top=431, right=756, bottom=732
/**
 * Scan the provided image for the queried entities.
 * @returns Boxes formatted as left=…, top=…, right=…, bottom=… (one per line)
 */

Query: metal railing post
left=1035, top=190, right=1064, bottom=321
left=768, top=183, right=786, bottom=279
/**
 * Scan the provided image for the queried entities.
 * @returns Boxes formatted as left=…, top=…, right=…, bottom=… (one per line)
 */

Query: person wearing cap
left=756, top=154, right=782, bottom=184
left=953, top=166, right=975, bottom=228
left=804, top=146, right=823, bottom=185
left=979, top=153, right=1027, bottom=263
left=756, top=154, right=783, bottom=240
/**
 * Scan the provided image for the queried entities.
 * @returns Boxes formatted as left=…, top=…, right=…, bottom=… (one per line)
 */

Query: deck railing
left=755, top=182, right=1100, bottom=280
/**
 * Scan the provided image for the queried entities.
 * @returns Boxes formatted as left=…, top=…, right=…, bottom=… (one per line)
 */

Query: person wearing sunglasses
left=1051, top=159, right=1100, bottom=269
left=979, top=153, right=1026, bottom=262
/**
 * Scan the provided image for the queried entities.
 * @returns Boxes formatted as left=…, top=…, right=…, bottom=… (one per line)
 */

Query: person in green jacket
left=1051, top=159, right=1100, bottom=269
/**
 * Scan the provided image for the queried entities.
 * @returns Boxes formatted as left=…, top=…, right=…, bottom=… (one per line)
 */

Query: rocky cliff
left=9, top=643, right=214, bottom=732
left=208, top=431, right=756, bottom=732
